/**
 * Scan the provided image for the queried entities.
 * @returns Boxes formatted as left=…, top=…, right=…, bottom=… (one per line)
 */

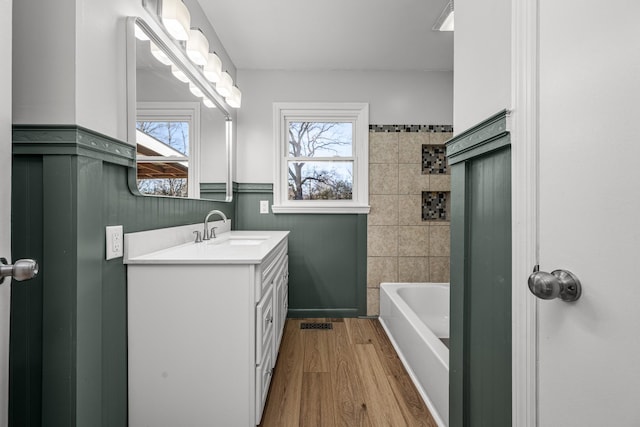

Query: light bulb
left=150, top=42, right=172, bottom=66
left=189, top=82, right=205, bottom=98
left=216, top=71, right=233, bottom=97
left=186, top=28, right=209, bottom=66
left=226, top=86, right=242, bottom=109
left=203, top=52, right=222, bottom=83
left=203, top=98, right=216, bottom=109
left=161, top=0, right=191, bottom=41
left=171, top=65, right=189, bottom=83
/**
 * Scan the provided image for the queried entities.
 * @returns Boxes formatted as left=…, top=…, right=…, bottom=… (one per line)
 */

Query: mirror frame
left=125, top=15, right=233, bottom=202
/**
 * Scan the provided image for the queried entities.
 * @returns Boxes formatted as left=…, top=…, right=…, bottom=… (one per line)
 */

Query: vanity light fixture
left=186, top=28, right=209, bottom=66
left=203, top=98, right=216, bottom=109
left=170, top=64, right=190, bottom=83
left=150, top=41, right=173, bottom=66
left=432, top=0, right=454, bottom=31
left=203, top=52, right=222, bottom=83
left=188, top=82, right=205, bottom=98
left=216, top=71, right=233, bottom=98
left=226, top=86, right=242, bottom=109
left=160, top=0, right=191, bottom=41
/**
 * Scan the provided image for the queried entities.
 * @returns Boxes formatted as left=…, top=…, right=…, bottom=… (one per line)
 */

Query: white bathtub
left=379, top=282, right=449, bottom=427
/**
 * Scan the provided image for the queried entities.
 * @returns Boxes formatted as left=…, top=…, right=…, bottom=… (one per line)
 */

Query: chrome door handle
left=0, top=258, right=39, bottom=284
left=528, top=266, right=581, bottom=302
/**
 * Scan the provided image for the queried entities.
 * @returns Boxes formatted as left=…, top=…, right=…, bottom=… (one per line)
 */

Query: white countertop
left=124, top=230, right=289, bottom=265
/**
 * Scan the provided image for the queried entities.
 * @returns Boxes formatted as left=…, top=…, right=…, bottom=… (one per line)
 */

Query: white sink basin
left=228, top=239, right=267, bottom=246
left=207, top=236, right=269, bottom=246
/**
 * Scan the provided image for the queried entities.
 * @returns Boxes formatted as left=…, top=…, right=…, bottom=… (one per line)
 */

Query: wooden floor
left=259, top=318, right=438, bottom=427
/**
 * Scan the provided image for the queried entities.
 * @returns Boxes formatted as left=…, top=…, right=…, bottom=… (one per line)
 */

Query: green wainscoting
left=10, top=125, right=233, bottom=427
left=447, top=111, right=512, bottom=427
left=234, top=184, right=367, bottom=318
left=10, top=125, right=366, bottom=427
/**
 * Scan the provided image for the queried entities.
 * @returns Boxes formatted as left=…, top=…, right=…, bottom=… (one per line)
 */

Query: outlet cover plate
left=260, top=200, right=269, bottom=214
left=106, top=225, right=124, bottom=260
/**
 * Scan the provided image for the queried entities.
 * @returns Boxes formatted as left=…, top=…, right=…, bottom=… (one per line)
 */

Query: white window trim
left=272, top=102, right=370, bottom=214
left=137, top=101, right=201, bottom=199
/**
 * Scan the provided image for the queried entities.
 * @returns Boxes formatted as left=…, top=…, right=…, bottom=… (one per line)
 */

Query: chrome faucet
left=203, top=209, right=227, bottom=240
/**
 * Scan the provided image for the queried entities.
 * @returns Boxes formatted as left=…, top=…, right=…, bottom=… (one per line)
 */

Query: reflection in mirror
left=127, top=17, right=233, bottom=201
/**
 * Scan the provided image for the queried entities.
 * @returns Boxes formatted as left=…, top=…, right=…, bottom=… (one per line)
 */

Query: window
left=273, top=103, right=370, bottom=214
left=136, top=102, right=200, bottom=198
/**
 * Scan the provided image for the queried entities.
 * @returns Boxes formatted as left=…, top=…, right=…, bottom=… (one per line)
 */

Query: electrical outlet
left=260, top=200, right=269, bottom=214
left=106, top=225, right=124, bottom=260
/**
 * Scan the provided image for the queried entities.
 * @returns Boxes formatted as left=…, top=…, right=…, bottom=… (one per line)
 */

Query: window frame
left=136, top=101, right=201, bottom=199
left=272, top=102, right=370, bottom=214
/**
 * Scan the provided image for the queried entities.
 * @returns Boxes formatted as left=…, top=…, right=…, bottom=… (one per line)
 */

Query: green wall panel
left=447, top=111, right=512, bottom=427
left=235, top=187, right=367, bottom=318
left=10, top=156, right=44, bottom=427
left=467, top=147, right=512, bottom=427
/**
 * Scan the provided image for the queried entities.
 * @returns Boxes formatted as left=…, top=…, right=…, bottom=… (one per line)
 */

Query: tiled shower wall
left=367, top=126, right=453, bottom=315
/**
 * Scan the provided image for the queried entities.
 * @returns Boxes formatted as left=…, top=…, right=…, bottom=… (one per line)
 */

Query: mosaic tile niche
left=367, top=125, right=452, bottom=316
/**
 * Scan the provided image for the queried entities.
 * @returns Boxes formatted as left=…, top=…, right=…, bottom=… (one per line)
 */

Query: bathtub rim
left=379, top=282, right=449, bottom=427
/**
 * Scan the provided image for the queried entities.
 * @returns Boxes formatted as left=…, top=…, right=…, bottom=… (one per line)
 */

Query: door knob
left=0, top=258, right=39, bottom=284
left=528, top=266, right=582, bottom=302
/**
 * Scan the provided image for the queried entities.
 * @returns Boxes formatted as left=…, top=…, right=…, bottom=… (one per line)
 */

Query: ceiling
left=196, top=0, right=453, bottom=71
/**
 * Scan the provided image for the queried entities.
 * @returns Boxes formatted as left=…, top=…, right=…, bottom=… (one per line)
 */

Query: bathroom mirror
left=126, top=16, right=233, bottom=201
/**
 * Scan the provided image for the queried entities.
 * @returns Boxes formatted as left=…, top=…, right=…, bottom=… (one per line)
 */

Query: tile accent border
left=370, top=124, right=453, bottom=133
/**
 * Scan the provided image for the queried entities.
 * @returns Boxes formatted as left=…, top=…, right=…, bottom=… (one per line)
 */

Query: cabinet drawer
left=255, top=345, right=273, bottom=425
left=256, top=284, right=274, bottom=363
left=258, top=241, right=288, bottom=300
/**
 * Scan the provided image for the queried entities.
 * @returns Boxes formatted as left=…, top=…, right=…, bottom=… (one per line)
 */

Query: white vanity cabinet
left=125, top=230, right=289, bottom=427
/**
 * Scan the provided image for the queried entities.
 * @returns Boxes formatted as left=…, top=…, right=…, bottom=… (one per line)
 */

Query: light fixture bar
left=133, top=17, right=231, bottom=115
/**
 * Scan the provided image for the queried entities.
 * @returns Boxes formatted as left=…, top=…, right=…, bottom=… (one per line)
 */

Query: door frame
left=510, top=0, right=539, bottom=426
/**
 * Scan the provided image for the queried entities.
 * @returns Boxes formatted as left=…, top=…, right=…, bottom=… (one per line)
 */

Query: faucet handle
left=193, top=230, right=203, bottom=243
left=210, top=227, right=218, bottom=239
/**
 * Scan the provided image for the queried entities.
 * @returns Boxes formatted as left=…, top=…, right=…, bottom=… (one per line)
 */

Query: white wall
left=13, top=0, right=78, bottom=126
left=453, top=0, right=511, bottom=133
left=236, top=69, right=453, bottom=183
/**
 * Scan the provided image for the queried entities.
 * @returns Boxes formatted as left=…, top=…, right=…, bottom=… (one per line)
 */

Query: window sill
left=271, top=204, right=370, bottom=214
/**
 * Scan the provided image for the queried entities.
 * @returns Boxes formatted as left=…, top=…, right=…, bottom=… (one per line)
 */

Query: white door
left=0, top=0, right=11, bottom=425
left=537, top=1, right=640, bottom=425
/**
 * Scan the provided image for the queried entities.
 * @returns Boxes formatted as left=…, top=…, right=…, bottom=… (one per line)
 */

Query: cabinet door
left=255, top=341, right=273, bottom=425
left=256, top=284, right=274, bottom=363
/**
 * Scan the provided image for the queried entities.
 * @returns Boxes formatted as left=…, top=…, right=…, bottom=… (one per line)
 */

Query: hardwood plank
left=387, top=374, right=439, bottom=427
left=299, top=372, right=337, bottom=427
left=344, top=317, right=376, bottom=345
left=354, top=343, right=408, bottom=426
left=259, top=320, right=304, bottom=427
left=303, top=326, right=331, bottom=373
left=370, top=319, right=406, bottom=377
left=329, top=321, right=372, bottom=427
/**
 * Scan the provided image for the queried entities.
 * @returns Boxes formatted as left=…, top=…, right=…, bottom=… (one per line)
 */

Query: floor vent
left=300, top=322, right=333, bottom=330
